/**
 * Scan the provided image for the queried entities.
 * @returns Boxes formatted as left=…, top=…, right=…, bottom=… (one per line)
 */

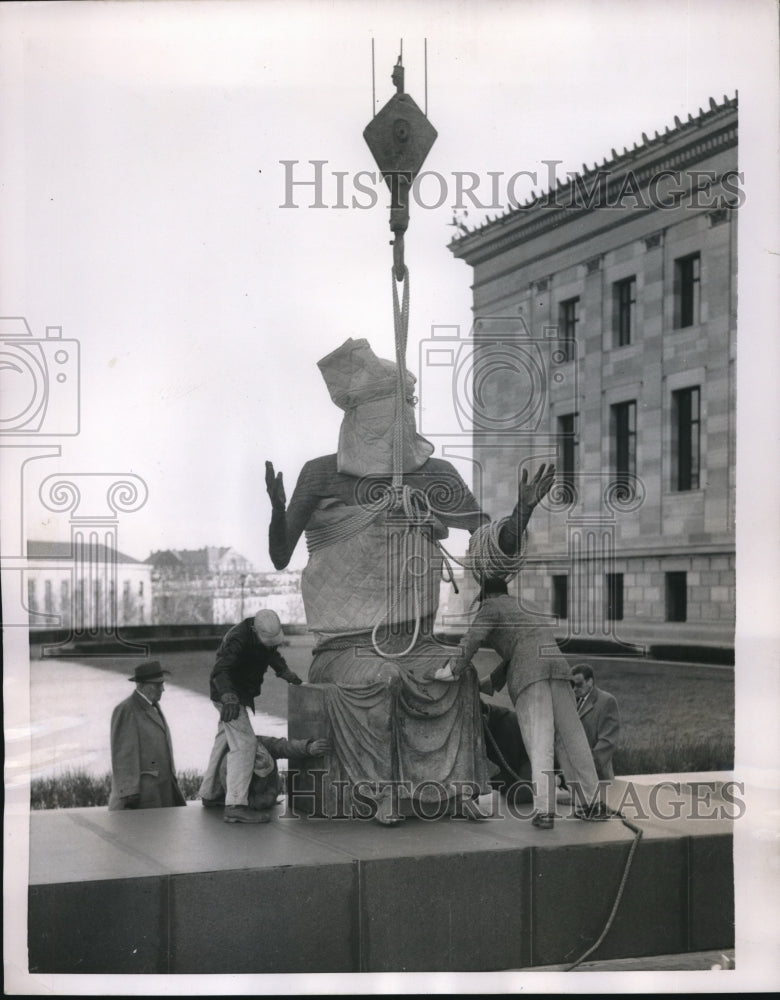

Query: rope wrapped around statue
left=266, top=337, right=555, bottom=824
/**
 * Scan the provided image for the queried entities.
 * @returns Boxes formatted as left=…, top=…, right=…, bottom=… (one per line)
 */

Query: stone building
left=443, top=96, right=738, bottom=649
left=146, top=547, right=305, bottom=625
left=26, top=539, right=153, bottom=630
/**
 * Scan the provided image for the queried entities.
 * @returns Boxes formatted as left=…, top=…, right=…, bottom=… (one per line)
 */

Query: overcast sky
left=1, top=0, right=777, bottom=572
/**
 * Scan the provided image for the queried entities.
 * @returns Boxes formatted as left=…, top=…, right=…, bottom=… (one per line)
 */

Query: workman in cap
left=198, top=609, right=303, bottom=824
left=108, top=661, right=186, bottom=810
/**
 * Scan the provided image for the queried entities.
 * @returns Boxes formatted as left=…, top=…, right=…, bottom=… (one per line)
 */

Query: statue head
left=317, top=337, right=433, bottom=477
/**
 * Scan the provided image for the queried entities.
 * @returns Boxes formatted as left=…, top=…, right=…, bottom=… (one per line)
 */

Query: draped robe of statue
left=268, top=339, right=525, bottom=817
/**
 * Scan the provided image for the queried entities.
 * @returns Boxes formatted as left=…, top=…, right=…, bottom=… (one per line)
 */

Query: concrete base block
left=28, top=780, right=735, bottom=974
left=359, top=849, right=531, bottom=972
left=287, top=682, right=333, bottom=817
left=169, top=865, right=357, bottom=973
left=29, top=877, right=168, bottom=974
left=530, top=836, right=687, bottom=966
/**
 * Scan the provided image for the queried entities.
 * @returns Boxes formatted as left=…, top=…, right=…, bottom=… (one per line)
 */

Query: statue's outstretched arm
left=266, top=460, right=319, bottom=569
left=498, top=463, right=556, bottom=554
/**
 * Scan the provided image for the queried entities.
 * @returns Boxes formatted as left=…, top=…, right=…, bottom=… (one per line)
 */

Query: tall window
left=605, top=573, right=624, bottom=621
left=92, top=580, right=101, bottom=632
left=672, top=386, right=701, bottom=490
left=44, top=579, right=53, bottom=613
left=122, top=580, right=131, bottom=620
left=552, top=575, right=568, bottom=620
left=76, top=580, right=85, bottom=630
left=612, top=400, right=637, bottom=489
left=613, top=276, right=636, bottom=347
left=61, top=580, right=70, bottom=626
left=674, top=252, right=700, bottom=328
left=27, top=578, right=37, bottom=613
left=558, top=296, right=579, bottom=361
left=666, top=572, right=687, bottom=622
left=557, top=412, right=578, bottom=494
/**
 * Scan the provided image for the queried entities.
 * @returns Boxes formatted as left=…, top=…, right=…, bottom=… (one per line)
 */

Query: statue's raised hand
left=517, top=463, right=556, bottom=513
left=265, top=461, right=286, bottom=511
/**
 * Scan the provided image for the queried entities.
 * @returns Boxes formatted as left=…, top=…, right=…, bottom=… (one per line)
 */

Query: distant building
left=446, top=96, right=737, bottom=648
left=146, top=547, right=305, bottom=625
left=147, top=546, right=254, bottom=578
left=26, top=540, right=153, bottom=630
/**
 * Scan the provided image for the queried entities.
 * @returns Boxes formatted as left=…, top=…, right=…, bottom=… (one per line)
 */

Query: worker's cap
left=128, top=661, right=170, bottom=683
left=253, top=609, right=285, bottom=646
left=317, top=337, right=416, bottom=411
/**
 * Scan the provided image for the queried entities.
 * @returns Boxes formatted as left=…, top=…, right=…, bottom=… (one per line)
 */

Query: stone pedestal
left=28, top=780, right=736, bottom=973
left=286, top=682, right=332, bottom=817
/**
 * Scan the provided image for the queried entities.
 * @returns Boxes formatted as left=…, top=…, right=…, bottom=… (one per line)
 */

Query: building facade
left=146, top=547, right=305, bottom=625
left=446, top=97, right=737, bottom=648
left=26, top=540, right=153, bottom=630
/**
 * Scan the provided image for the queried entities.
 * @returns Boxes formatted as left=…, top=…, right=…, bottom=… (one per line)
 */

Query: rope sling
left=361, top=48, right=643, bottom=970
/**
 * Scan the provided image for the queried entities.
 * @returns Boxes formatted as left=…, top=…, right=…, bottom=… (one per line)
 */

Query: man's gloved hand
left=306, top=738, right=331, bottom=756
left=277, top=666, right=303, bottom=685
left=220, top=691, right=241, bottom=722
left=122, top=793, right=140, bottom=809
left=423, top=659, right=460, bottom=683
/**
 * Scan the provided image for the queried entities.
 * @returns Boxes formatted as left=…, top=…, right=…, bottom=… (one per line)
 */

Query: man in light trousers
left=431, top=578, right=609, bottom=830
left=199, top=609, right=302, bottom=824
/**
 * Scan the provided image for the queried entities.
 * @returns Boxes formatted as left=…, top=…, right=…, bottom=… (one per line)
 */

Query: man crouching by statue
left=266, top=337, right=554, bottom=825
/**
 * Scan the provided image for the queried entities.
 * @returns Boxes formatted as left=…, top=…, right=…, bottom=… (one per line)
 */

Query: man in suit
left=108, top=661, right=186, bottom=810
left=571, top=664, right=620, bottom=780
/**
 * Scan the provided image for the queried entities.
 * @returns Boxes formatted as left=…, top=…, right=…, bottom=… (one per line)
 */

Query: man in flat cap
left=198, top=608, right=303, bottom=824
left=108, top=661, right=186, bottom=810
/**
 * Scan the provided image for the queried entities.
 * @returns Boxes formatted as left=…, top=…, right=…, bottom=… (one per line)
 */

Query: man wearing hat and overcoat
left=108, top=661, right=186, bottom=810
left=198, top=609, right=303, bottom=823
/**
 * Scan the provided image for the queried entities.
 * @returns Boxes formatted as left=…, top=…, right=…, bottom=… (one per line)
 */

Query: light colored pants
left=198, top=703, right=256, bottom=807
left=513, top=678, right=600, bottom=814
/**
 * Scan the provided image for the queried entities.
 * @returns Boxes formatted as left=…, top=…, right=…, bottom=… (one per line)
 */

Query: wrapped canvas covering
left=268, top=339, right=526, bottom=814
left=317, top=337, right=434, bottom=477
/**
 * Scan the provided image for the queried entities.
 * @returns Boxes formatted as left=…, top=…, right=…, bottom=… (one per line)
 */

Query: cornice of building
left=523, top=542, right=735, bottom=563
left=449, top=94, right=738, bottom=267
left=27, top=540, right=144, bottom=564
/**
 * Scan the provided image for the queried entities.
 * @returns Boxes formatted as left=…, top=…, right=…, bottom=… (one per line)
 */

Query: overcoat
left=108, top=690, right=186, bottom=809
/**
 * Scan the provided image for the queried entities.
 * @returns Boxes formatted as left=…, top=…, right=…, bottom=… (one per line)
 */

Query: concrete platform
left=28, top=778, right=734, bottom=974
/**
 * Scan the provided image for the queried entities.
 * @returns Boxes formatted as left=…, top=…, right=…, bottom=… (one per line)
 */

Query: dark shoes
left=374, top=795, right=405, bottom=826
left=223, top=805, right=271, bottom=824
left=201, top=797, right=224, bottom=809
left=531, top=812, right=555, bottom=830
left=576, top=801, right=611, bottom=822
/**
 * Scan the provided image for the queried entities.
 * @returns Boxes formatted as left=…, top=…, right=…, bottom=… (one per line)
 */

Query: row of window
left=557, top=250, right=701, bottom=353
left=27, top=577, right=145, bottom=613
left=558, top=385, right=700, bottom=493
left=552, top=570, right=691, bottom=623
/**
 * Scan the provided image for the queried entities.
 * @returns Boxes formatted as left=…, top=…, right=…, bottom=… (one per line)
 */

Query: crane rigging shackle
left=363, top=51, right=438, bottom=280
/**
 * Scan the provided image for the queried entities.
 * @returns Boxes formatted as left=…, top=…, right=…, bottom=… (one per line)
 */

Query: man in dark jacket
left=108, top=661, right=186, bottom=810
left=198, top=609, right=303, bottom=823
left=572, top=664, right=620, bottom=780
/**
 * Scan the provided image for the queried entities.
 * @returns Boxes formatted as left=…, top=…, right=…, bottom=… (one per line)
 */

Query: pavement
left=527, top=949, right=736, bottom=971
left=18, top=658, right=285, bottom=783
